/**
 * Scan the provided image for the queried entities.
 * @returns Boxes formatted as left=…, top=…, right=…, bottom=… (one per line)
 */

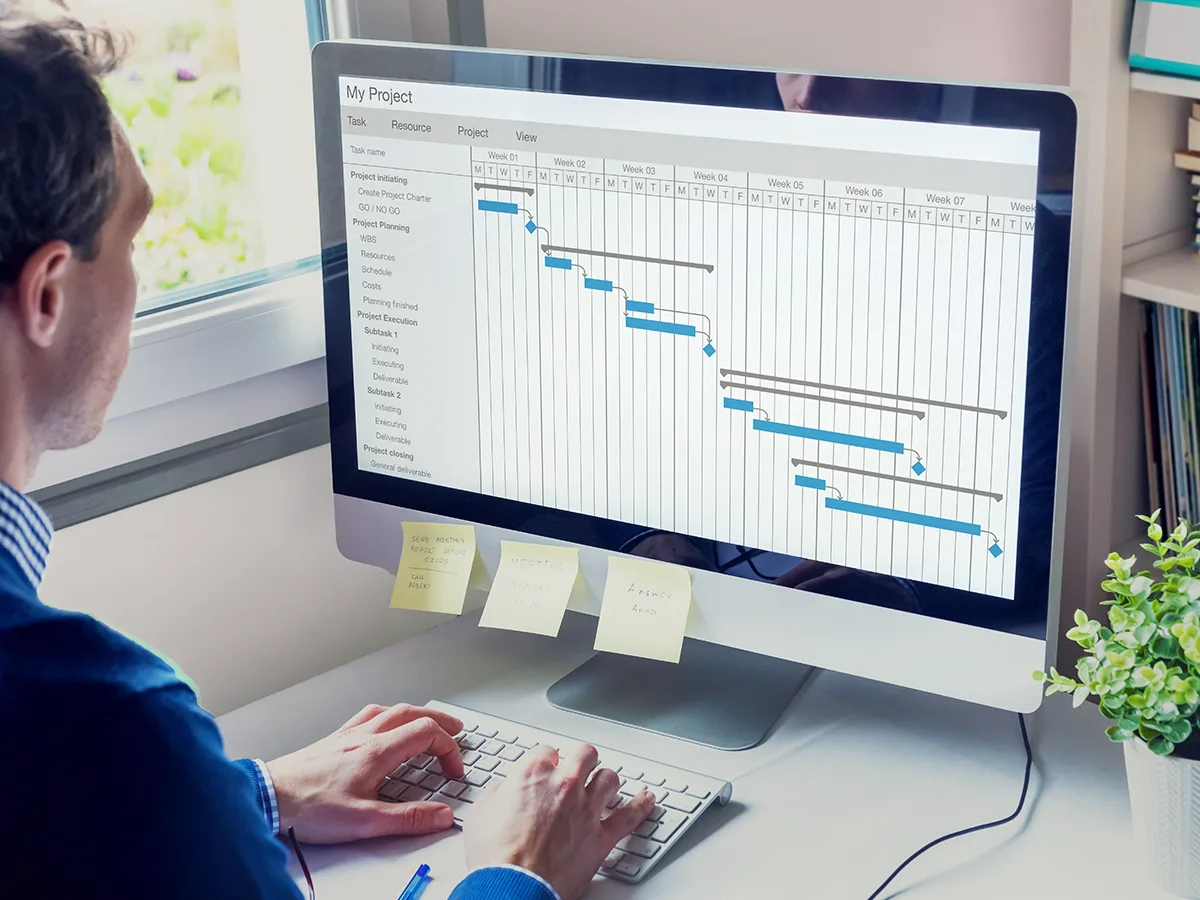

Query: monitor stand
left=546, top=639, right=816, bottom=751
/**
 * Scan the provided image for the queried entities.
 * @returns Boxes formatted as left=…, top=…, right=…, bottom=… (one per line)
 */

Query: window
left=72, top=0, right=323, bottom=313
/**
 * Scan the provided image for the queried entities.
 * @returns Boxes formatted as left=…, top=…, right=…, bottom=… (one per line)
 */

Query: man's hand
left=267, top=703, right=465, bottom=844
left=465, top=744, right=655, bottom=900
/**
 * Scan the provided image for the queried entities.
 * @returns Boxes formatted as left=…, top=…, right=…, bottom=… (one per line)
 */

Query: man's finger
left=585, top=767, right=621, bottom=812
left=338, top=703, right=388, bottom=731
left=369, top=800, right=455, bottom=836
left=370, top=716, right=465, bottom=781
left=558, top=743, right=599, bottom=789
left=361, top=703, right=463, bottom=739
left=601, top=791, right=655, bottom=842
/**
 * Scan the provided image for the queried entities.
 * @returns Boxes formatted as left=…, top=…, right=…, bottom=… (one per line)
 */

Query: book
left=1179, top=151, right=1200, bottom=174
left=1191, top=116, right=1200, bottom=153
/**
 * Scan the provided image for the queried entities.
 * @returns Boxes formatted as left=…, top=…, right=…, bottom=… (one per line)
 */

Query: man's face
left=34, top=126, right=152, bottom=451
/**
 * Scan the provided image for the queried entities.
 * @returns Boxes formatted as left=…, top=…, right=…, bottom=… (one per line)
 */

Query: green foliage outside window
left=100, top=6, right=264, bottom=299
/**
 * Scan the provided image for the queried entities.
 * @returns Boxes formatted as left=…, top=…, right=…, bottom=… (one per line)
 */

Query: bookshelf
left=1130, top=70, right=1200, bottom=101
left=1123, top=245, right=1200, bottom=312
left=1060, top=1, right=1197, bottom=663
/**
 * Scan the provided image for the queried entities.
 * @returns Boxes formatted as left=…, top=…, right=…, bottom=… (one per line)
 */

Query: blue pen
left=398, top=863, right=431, bottom=900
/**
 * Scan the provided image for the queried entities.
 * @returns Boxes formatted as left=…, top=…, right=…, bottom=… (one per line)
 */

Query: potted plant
left=1037, top=511, right=1200, bottom=898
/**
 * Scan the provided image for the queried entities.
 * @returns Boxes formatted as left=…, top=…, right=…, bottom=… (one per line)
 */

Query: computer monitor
left=313, top=41, right=1076, bottom=741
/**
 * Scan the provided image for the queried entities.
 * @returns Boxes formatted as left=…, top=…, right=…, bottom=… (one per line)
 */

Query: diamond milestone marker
left=525, top=219, right=537, bottom=233
left=703, top=343, right=716, bottom=357
left=912, top=461, right=926, bottom=476
left=989, top=543, right=1003, bottom=558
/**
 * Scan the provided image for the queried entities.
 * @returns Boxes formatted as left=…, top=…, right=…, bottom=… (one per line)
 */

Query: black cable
left=288, top=826, right=315, bottom=900
left=731, top=545, right=787, bottom=581
left=744, top=554, right=787, bottom=582
left=718, top=546, right=764, bottom=572
left=866, top=713, right=1033, bottom=900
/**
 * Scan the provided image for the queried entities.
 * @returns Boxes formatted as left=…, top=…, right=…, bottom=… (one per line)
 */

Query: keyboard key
left=475, top=727, right=498, bottom=739
left=616, top=836, right=660, bottom=859
left=388, top=763, right=411, bottom=781
left=633, top=820, right=656, bottom=839
left=441, top=796, right=471, bottom=818
left=427, top=760, right=444, bottom=776
left=623, top=770, right=643, bottom=781
left=647, top=805, right=666, bottom=822
left=480, top=740, right=505, bottom=756
left=606, top=763, right=623, bottom=775
left=461, top=750, right=482, bottom=766
left=615, top=860, right=642, bottom=878
left=406, top=754, right=434, bottom=769
left=464, top=771, right=492, bottom=787
left=685, top=786, right=711, bottom=799
left=493, top=761, right=514, bottom=777
left=652, top=814, right=686, bottom=843
left=420, top=774, right=447, bottom=792
left=495, top=731, right=519, bottom=744
left=456, top=724, right=477, bottom=734
left=439, top=781, right=467, bottom=798
left=641, top=774, right=666, bottom=787
left=601, top=849, right=625, bottom=870
left=458, top=734, right=485, bottom=751
left=499, top=746, right=525, bottom=762
left=664, top=795, right=701, bottom=814
left=474, top=756, right=500, bottom=773
left=400, top=786, right=434, bottom=802
left=459, top=786, right=487, bottom=803
left=664, top=778, right=687, bottom=793
left=605, top=794, right=623, bottom=810
left=515, top=737, right=537, bottom=749
left=400, top=768, right=427, bottom=786
left=378, top=779, right=407, bottom=801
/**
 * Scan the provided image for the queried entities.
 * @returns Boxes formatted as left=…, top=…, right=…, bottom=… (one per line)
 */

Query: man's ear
left=12, top=241, right=73, bottom=349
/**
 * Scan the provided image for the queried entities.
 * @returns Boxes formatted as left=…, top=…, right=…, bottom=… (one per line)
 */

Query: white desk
left=218, top=612, right=1167, bottom=900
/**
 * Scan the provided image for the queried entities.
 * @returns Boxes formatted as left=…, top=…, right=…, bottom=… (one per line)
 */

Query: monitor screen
left=315, top=44, right=1074, bottom=672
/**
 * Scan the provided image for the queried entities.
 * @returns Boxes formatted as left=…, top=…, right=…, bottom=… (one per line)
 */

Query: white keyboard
left=376, top=700, right=732, bottom=884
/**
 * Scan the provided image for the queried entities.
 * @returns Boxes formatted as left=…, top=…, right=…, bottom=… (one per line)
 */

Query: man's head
left=0, top=6, right=151, bottom=470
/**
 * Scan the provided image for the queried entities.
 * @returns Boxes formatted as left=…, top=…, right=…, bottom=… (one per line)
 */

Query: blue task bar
left=477, top=200, right=519, bottom=214
left=794, top=475, right=827, bottom=490
left=626, top=300, right=655, bottom=314
left=584, top=277, right=613, bottom=291
left=625, top=317, right=697, bottom=337
left=723, top=397, right=754, bottom=412
left=544, top=256, right=573, bottom=270
left=752, top=419, right=904, bottom=454
left=825, top=498, right=982, bottom=536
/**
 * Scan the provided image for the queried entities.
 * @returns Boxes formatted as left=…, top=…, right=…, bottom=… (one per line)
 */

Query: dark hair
left=0, top=4, right=126, bottom=286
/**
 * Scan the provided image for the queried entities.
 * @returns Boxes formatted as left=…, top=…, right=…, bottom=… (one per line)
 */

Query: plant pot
left=1125, top=738, right=1200, bottom=898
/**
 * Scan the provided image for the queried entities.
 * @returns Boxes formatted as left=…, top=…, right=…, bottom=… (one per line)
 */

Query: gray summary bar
left=474, top=181, right=534, bottom=195
left=718, top=368, right=1009, bottom=419
left=791, top=458, right=1004, bottom=502
left=543, top=244, right=714, bottom=273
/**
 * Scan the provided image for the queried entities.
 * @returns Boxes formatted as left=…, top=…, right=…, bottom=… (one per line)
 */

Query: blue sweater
left=0, top=485, right=552, bottom=900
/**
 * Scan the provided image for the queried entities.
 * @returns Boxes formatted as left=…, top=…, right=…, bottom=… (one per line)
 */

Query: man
left=0, top=7, right=653, bottom=899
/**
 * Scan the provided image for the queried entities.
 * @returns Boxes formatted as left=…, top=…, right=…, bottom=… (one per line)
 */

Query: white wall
left=483, top=0, right=1071, bottom=85
left=39, top=446, right=445, bottom=716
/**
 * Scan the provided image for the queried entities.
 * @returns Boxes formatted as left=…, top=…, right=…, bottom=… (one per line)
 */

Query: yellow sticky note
left=390, top=522, right=478, bottom=614
left=594, top=556, right=692, bottom=664
left=479, top=542, right=581, bottom=637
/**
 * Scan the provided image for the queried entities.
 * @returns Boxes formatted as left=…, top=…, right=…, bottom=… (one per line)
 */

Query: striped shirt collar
left=0, top=481, right=53, bottom=590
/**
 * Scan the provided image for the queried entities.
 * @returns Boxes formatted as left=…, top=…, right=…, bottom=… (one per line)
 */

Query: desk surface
left=218, top=612, right=1167, bottom=900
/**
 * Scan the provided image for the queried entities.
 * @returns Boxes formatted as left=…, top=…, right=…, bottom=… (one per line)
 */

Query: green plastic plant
left=1035, top=511, right=1200, bottom=757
